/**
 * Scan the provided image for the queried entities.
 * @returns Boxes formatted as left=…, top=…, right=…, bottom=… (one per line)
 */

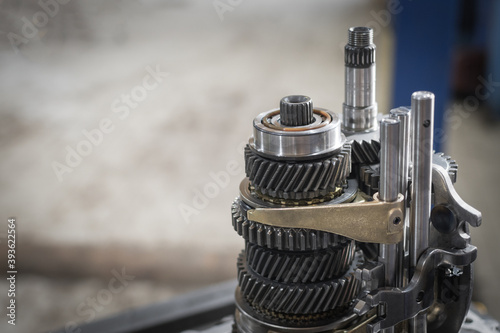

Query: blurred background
left=0, top=0, right=499, bottom=332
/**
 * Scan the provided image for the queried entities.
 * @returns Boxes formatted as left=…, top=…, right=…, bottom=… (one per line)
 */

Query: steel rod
left=390, top=106, right=411, bottom=289
left=409, top=91, right=435, bottom=333
left=378, top=118, right=400, bottom=333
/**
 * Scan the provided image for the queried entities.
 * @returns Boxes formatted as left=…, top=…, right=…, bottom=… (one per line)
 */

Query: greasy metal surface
left=246, top=193, right=405, bottom=244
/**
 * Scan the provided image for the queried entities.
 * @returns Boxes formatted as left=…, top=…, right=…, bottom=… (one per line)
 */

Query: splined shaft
left=342, top=27, right=378, bottom=133
left=280, top=95, right=314, bottom=126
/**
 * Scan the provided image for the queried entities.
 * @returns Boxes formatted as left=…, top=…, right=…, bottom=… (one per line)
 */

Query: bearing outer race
left=252, top=108, right=344, bottom=158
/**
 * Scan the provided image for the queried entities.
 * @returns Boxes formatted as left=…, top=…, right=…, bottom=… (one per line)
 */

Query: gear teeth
left=353, top=149, right=459, bottom=196
left=232, top=198, right=347, bottom=251
left=237, top=252, right=360, bottom=315
left=341, top=143, right=352, bottom=175
left=245, top=242, right=355, bottom=284
left=245, top=143, right=352, bottom=200
left=359, top=165, right=380, bottom=195
left=345, top=44, right=375, bottom=67
left=351, top=141, right=459, bottom=183
left=434, top=152, right=458, bottom=183
left=351, top=139, right=380, bottom=164
left=280, top=95, right=313, bottom=126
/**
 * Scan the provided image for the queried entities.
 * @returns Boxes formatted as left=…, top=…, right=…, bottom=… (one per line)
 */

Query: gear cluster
left=229, top=25, right=485, bottom=333
left=233, top=95, right=360, bottom=330
left=237, top=251, right=361, bottom=316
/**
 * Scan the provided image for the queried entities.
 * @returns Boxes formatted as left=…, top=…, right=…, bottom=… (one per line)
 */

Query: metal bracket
left=432, top=165, right=481, bottom=228
left=355, top=262, right=385, bottom=292
left=354, top=245, right=477, bottom=332
left=246, top=193, right=405, bottom=244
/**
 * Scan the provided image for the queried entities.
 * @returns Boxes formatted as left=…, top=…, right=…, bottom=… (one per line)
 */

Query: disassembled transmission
left=230, top=27, right=496, bottom=333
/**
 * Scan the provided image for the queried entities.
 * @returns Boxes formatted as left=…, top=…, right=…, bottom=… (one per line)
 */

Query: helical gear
left=244, top=143, right=352, bottom=200
left=351, top=139, right=380, bottom=164
left=237, top=251, right=362, bottom=315
left=245, top=241, right=355, bottom=284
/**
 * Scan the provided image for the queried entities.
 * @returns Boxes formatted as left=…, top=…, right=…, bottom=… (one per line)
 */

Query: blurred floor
left=0, top=1, right=498, bottom=332
left=0, top=274, right=182, bottom=332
